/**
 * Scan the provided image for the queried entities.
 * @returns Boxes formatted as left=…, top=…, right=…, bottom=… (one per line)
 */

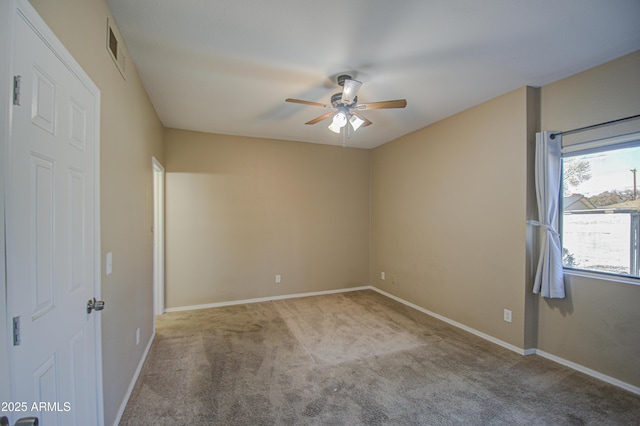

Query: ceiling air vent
left=106, top=19, right=126, bottom=78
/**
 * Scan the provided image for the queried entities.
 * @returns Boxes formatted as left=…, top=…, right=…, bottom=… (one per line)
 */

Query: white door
left=6, top=4, right=102, bottom=425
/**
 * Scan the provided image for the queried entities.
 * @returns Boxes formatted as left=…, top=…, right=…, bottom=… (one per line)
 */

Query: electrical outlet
left=136, top=328, right=140, bottom=345
left=275, top=275, right=281, bottom=284
left=381, top=272, right=385, bottom=280
left=503, top=309, right=512, bottom=323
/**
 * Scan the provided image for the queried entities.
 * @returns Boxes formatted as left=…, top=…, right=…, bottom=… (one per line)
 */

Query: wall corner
left=523, top=85, right=541, bottom=349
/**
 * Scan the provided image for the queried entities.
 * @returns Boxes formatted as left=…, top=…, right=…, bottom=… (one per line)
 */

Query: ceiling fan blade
left=352, top=112, right=372, bottom=127
left=286, top=98, right=331, bottom=108
left=355, top=99, right=407, bottom=110
left=305, top=111, right=334, bottom=125
left=341, top=79, right=362, bottom=104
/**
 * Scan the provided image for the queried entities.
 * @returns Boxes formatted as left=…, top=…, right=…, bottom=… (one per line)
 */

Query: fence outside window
left=563, top=209, right=640, bottom=277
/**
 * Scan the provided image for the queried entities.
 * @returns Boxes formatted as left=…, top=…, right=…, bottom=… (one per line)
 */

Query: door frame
left=0, top=0, right=104, bottom=422
left=0, top=0, right=12, bottom=407
left=152, top=157, right=165, bottom=318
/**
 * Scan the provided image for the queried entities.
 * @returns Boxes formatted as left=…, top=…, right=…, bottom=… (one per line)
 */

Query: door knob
left=87, top=297, right=105, bottom=313
left=0, top=417, right=39, bottom=426
left=14, top=418, right=38, bottom=426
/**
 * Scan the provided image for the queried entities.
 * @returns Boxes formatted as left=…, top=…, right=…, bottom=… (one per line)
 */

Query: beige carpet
left=119, top=290, right=640, bottom=425
left=275, top=293, right=437, bottom=365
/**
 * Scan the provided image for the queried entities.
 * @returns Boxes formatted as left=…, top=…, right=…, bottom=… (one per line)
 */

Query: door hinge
left=13, top=75, right=21, bottom=106
left=13, top=316, right=20, bottom=346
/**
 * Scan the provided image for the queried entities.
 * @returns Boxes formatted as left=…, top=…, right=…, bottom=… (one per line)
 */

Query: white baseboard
left=163, top=285, right=640, bottom=397
left=112, top=332, right=156, bottom=426
left=369, top=286, right=639, bottom=396
left=369, top=287, right=532, bottom=356
left=534, top=349, right=640, bottom=395
left=164, top=286, right=371, bottom=313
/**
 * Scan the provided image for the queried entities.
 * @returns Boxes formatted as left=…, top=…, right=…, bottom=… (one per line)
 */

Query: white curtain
left=530, top=131, right=565, bottom=298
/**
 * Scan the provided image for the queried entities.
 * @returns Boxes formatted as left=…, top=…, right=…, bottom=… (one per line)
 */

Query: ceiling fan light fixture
left=341, top=79, right=362, bottom=104
left=328, top=111, right=347, bottom=133
left=328, top=121, right=342, bottom=133
left=349, top=114, right=365, bottom=131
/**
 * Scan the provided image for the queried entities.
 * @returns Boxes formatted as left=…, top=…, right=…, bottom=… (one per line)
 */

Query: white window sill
left=563, top=268, right=640, bottom=286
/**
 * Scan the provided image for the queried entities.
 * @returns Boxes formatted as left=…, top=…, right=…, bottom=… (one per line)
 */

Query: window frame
left=560, top=131, right=640, bottom=285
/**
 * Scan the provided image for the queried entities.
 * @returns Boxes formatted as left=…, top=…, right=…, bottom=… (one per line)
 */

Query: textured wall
left=538, top=51, right=640, bottom=387
left=369, top=51, right=640, bottom=387
left=164, top=129, right=371, bottom=308
left=26, top=0, right=164, bottom=424
left=370, top=87, right=532, bottom=348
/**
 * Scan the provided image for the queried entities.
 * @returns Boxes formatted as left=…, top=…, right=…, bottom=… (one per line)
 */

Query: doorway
left=153, top=157, right=165, bottom=318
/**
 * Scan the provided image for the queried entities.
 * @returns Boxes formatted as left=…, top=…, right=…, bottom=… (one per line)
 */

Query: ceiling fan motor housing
left=337, top=74, right=352, bottom=87
left=331, top=92, right=357, bottom=107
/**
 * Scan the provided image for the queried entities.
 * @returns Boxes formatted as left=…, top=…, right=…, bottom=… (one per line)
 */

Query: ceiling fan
left=286, top=74, right=407, bottom=135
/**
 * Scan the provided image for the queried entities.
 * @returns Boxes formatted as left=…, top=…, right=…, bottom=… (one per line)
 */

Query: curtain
left=530, top=131, right=565, bottom=298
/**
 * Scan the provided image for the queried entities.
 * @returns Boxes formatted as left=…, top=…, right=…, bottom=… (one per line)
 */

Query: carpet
left=119, top=290, right=640, bottom=425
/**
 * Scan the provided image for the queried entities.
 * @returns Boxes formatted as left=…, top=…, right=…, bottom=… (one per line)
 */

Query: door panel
left=31, top=65, right=56, bottom=134
left=69, top=168, right=85, bottom=294
left=69, top=328, right=89, bottom=423
left=31, top=154, right=55, bottom=319
left=6, top=8, right=100, bottom=425
left=32, top=355, right=59, bottom=425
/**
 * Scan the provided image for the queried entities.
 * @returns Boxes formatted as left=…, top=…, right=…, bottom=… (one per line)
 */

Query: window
left=562, top=133, right=640, bottom=278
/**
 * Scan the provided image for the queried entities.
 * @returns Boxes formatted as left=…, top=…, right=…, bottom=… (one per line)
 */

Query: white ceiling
left=106, top=0, right=640, bottom=149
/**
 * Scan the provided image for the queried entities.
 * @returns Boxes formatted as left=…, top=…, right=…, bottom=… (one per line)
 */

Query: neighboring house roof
left=600, top=199, right=640, bottom=210
left=563, top=195, right=596, bottom=211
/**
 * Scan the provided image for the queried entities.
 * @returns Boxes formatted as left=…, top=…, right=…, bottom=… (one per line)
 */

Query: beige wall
left=26, top=0, right=164, bottom=424
left=164, top=129, right=371, bottom=308
left=538, top=51, right=640, bottom=387
left=370, top=51, right=640, bottom=388
left=370, top=87, right=536, bottom=349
